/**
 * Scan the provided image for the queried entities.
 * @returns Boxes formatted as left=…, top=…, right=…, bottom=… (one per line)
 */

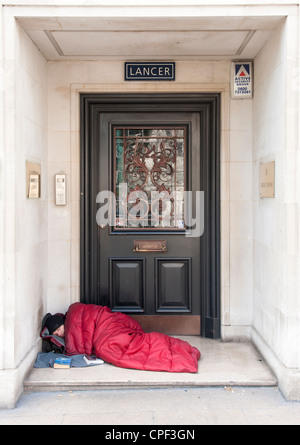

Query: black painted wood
left=80, top=93, right=220, bottom=338
left=155, top=258, right=191, bottom=312
left=110, top=258, right=145, bottom=312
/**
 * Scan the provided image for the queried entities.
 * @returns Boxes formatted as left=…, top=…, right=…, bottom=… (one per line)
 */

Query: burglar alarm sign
left=231, top=62, right=253, bottom=98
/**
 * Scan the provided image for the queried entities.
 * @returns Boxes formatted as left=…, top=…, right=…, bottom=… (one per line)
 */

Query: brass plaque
left=260, top=161, right=275, bottom=198
left=133, top=240, right=167, bottom=253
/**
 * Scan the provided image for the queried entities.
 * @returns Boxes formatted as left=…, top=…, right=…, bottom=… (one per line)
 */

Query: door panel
left=109, top=258, right=145, bottom=312
left=155, top=258, right=191, bottom=312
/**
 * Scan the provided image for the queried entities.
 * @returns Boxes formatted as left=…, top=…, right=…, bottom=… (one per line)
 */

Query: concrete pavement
left=1, top=386, right=300, bottom=425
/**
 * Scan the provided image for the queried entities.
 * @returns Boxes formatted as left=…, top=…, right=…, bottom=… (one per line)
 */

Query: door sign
left=125, top=62, right=175, bottom=81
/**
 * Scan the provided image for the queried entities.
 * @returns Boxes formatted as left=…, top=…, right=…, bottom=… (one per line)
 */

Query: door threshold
left=131, top=315, right=201, bottom=335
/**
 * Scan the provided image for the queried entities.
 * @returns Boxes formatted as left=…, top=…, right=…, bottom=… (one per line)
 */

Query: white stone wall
left=1, top=18, right=48, bottom=369
left=253, top=15, right=300, bottom=398
left=0, top=17, right=47, bottom=406
left=47, top=59, right=253, bottom=338
left=14, top=25, right=48, bottom=366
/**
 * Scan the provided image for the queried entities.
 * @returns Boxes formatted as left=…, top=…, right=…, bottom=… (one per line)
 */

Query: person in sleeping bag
left=41, top=302, right=201, bottom=373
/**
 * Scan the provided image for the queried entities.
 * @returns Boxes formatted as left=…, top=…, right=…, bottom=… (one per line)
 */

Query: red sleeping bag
left=65, top=303, right=200, bottom=373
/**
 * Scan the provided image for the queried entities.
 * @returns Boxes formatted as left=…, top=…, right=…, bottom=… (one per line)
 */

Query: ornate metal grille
left=113, top=127, right=186, bottom=230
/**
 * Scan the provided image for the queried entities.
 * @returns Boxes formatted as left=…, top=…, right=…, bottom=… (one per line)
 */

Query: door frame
left=80, top=93, right=220, bottom=338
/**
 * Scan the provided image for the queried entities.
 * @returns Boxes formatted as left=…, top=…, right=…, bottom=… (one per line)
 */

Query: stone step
left=24, top=338, right=277, bottom=392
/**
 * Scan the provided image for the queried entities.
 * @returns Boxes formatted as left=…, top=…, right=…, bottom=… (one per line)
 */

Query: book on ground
left=53, top=357, right=72, bottom=369
left=84, top=355, right=104, bottom=365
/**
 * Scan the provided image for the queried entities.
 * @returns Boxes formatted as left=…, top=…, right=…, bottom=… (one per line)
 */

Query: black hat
left=42, top=313, right=65, bottom=335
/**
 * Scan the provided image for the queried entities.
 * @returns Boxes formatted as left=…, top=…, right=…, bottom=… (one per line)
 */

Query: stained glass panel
left=113, top=127, right=186, bottom=230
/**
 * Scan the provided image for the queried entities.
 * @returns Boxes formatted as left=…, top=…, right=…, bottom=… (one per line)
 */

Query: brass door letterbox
left=133, top=240, right=167, bottom=253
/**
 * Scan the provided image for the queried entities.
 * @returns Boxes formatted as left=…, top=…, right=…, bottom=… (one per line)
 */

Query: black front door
left=80, top=94, right=220, bottom=338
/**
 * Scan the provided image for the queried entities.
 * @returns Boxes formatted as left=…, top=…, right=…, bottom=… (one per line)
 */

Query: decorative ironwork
left=114, top=127, right=186, bottom=230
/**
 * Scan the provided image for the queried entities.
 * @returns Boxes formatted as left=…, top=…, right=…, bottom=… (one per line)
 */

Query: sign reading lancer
left=125, top=62, right=175, bottom=81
